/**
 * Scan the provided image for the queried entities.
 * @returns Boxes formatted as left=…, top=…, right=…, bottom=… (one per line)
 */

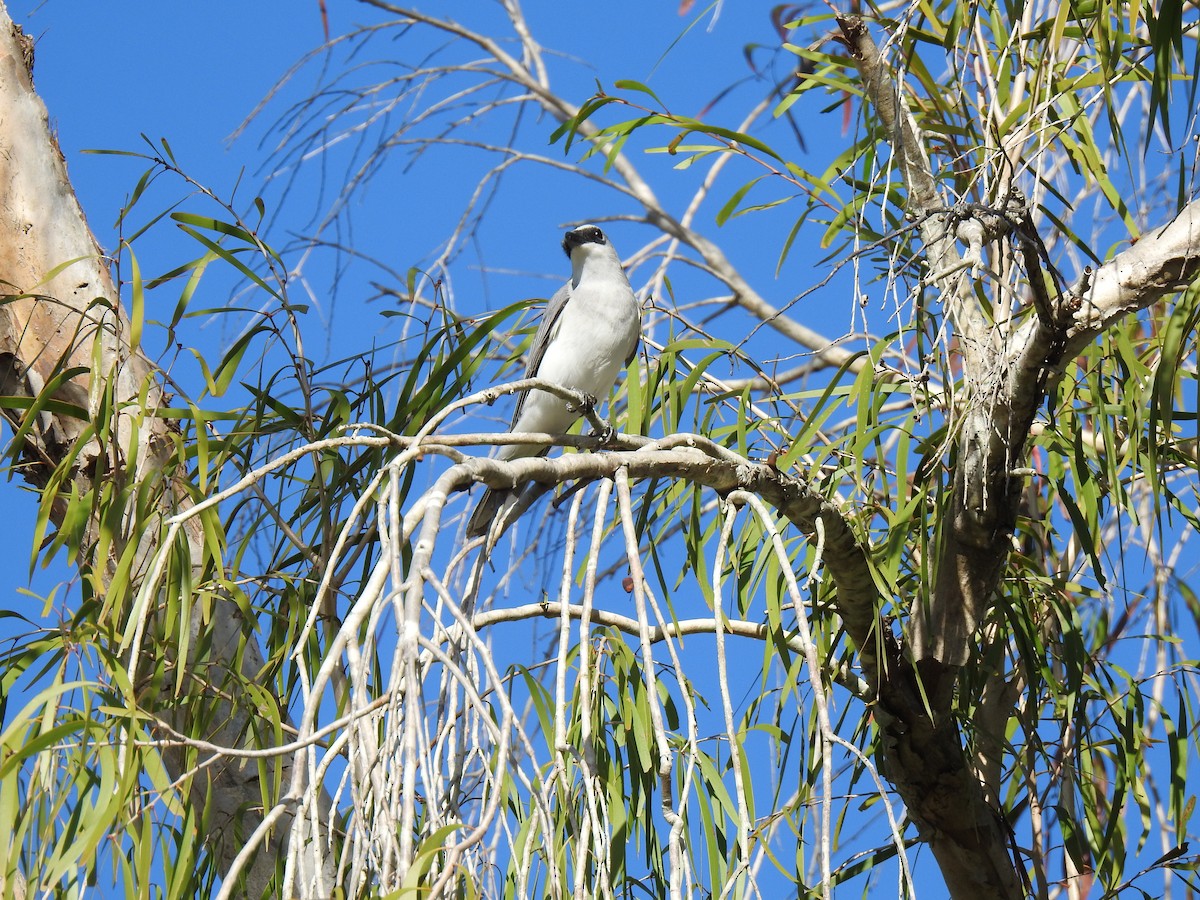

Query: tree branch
left=1063, top=198, right=1200, bottom=356
left=834, top=14, right=1030, bottom=898
left=837, top=14, right=996, bottom=371
left=431, top=440, right=885, bottom=675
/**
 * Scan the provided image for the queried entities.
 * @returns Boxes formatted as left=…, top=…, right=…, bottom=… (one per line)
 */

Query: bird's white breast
left=509, top=256, right=639, bottom=442
left=540, top=279, right=638, bottom=391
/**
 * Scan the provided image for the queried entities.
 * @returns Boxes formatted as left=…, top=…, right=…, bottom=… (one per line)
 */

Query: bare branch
left=837, top=14, right=996, bottom=369
left=445, top=440, right=884, bottom=666
left=1064, top=198, right=1200, bottom=356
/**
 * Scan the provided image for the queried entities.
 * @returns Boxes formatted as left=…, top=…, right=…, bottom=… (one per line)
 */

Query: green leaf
left=125, top=241, right=144, bottom=351
left=715, top=176, right=766, bottom=226
left=613, top=79, right=666, bottom=108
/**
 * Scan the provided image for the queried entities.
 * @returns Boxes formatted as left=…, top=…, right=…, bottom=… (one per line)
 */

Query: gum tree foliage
left=1, top=1, right=1199, bottom=898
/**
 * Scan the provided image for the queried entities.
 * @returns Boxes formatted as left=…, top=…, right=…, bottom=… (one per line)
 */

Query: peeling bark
left=1065, top=200, right=1200, bottom=353
left=837, top=14, right=1036, bottom=898
left=0, top=8, right=329, bottom=897
left=837, top=12, right=1199, bottom=899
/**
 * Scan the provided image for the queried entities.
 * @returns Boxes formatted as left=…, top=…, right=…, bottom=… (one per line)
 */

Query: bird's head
left=562, top=223, right=625, bottom=286
left=562, top=224, right=609, bottom=258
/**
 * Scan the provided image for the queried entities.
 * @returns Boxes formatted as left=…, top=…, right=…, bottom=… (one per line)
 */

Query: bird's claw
left=594, top=423, right=616, bottom=445
left=566, top=392, right=599, bottom=414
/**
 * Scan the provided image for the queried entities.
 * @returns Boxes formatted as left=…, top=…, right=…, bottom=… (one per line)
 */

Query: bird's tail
left=465, top=486, right=513, bottom=538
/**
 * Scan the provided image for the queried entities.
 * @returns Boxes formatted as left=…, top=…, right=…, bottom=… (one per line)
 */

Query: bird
left=465, top=223, right=642, bottom=539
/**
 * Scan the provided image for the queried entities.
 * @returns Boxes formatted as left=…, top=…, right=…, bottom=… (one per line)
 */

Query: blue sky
left=12, top=1, right=838, bottom=387
left=4, top=0, right=855, bottom=565
left=0, top=2, right=770, bottom=517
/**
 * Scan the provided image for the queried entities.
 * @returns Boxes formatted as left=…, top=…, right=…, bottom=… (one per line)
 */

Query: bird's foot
left=593, top=422, right=616, bottom=445
left=566, top=392, right=598, bottom=414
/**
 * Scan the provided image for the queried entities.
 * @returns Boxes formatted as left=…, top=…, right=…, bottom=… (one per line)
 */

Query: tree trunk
left=0, top=7, right=330, bottom=896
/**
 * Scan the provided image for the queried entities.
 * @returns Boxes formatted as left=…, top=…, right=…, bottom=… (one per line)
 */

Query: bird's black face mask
left=562, top=225, right=606, bottom=256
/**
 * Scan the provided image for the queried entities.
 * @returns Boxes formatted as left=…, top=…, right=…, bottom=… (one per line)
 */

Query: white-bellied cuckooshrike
left=466, top=223, right=642, bottom=538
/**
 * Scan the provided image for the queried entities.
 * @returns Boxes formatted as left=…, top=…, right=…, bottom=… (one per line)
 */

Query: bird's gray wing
left=510, top=280, right=572, bottom=427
